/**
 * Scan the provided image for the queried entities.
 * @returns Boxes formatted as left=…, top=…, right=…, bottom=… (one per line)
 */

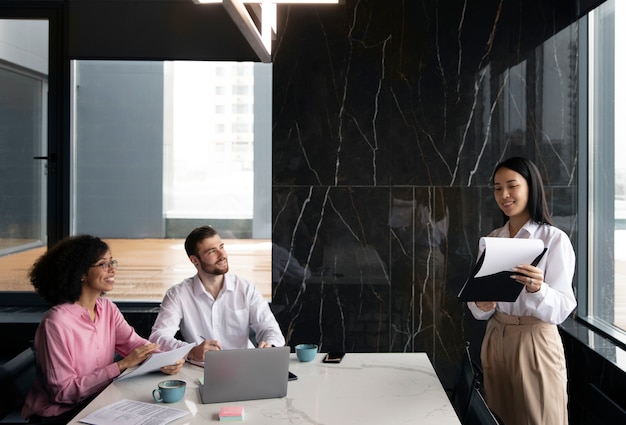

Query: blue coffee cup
left=295, top=344, right=318, bottom=362
left=152, top=379, right=186, bottom=403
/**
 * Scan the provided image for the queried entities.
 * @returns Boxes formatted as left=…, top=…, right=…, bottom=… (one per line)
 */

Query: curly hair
left=29, top=235, right=110, bottom=305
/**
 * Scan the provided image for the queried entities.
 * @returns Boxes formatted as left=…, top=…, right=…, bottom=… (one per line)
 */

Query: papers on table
left=79, top=399, right=189, bottom=425
left=116, top=343, right=196, bottom=381
left=457, top=237, right=547, bottom=302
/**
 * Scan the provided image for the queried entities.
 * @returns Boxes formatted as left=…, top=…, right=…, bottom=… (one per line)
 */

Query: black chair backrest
left=0, top=346, right=36, bottom=420
left=464, top=387, right=500, bottom=425
left=450, top=342, right=479, bottom=419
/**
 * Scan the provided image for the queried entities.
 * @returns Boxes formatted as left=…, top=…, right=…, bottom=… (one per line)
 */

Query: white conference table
left=69, top=352, right=461, bottom=424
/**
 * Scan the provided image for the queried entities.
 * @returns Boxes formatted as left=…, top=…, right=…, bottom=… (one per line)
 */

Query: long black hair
left=492, top=157, right=553, bottom=226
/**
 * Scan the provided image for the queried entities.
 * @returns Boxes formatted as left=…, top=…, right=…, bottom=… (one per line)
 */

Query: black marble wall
left=271, top=0, right=586, bottom=387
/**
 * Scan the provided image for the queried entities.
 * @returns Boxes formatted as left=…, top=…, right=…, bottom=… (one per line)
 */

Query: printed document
left=79, top=399, right=189, bottom=425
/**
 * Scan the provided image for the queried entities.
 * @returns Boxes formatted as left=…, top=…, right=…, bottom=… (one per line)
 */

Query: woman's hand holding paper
left=511, top=264, right=544, bottom=293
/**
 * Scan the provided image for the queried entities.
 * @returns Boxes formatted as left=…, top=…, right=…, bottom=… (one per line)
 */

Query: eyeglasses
left=90, top=260, right=118, bottom=271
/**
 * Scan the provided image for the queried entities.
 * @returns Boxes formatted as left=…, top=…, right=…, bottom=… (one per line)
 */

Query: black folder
left=458, top=247, right=547, bottom=302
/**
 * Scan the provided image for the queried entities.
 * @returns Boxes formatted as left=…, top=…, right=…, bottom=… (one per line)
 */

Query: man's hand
left=160, top=358, right=184, bottom=375
left=257, top=341, right=273, bottom=348
left=188, top=339, right=222, bottom=361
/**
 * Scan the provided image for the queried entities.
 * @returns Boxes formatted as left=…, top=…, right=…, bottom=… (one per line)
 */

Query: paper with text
left=79, top=399, right=189, bottom=425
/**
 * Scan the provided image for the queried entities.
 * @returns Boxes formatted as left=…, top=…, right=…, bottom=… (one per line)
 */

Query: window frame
left=577, top=0, right=626, bottom=350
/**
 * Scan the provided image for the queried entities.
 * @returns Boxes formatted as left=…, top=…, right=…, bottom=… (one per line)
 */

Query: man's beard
left=200, top=258, right=229, bottom=275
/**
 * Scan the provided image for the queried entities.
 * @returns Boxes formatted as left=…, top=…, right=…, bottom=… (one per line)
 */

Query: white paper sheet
left=474, top=237, right=545, bottom=278
left=115, top=343, right=196, bottom=381
left=79, top=399, right=189, bottom=425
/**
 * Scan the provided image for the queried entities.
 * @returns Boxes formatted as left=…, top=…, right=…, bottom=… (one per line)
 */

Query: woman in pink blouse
left=22, top=235, right=184, bottom=424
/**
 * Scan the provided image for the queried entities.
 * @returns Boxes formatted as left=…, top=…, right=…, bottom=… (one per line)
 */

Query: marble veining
left=68, top=353, right=460, bottom=424
left=272, top=0, right=582, bottom=389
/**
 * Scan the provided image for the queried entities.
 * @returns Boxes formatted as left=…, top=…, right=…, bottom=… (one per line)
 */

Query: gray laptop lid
left=200, top=346, right=290, bottom=404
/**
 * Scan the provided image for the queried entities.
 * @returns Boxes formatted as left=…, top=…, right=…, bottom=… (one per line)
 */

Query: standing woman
left=468, top=157, right=577, bottom=425
left=22, top=235, right=183, bottom=424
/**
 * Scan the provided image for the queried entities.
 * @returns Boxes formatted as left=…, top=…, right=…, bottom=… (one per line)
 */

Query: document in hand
left=115, top=343, right=196, bottom=381
left=457, top=237, right=547, bottom=302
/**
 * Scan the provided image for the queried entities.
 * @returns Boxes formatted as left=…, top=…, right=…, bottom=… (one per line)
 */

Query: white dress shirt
left=467, top=220, right=577, bottom=325
left=149, top=274, right=285, bottom=351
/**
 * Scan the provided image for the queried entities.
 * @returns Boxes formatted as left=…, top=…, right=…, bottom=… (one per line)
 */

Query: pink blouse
left=22, top=297, right=149, bottom=419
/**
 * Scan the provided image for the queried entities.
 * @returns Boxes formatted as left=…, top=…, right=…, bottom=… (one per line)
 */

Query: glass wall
left=165, top=62, right=255, bottom=221
left=0, top=55, right=272, bottom=301
left=71, top=60, right=270, bottom=239
left=70, top=60, right=272, bottom=301
left=0, top=19, right=48, bottom=257
left=587, top=0, right=626, bottom=339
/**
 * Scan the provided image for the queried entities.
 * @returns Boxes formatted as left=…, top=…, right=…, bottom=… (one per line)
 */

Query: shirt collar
left=192, top=273, right=232, bottom=297
left=63, top=297, right=103, bottom=318
left=503, top=219, right=540, bottom=238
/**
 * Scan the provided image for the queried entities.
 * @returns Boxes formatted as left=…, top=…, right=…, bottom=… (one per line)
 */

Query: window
left=70, top=60, right=267, bottom=235
left=585, top=0, right=626, bottom=342
left=0, top=19, right=48, bottom=257
left=236, top=66, right=250, bottom=77
left=0, top=59, right=273, bottom=301
left=231, top=122, right=251, bottom=133
left=69, top=60, right=272, bottom=301
left=0, top=63, right=47, bottom=256
left=232, top=85, right=250, bottom=96
left=232, top=104, right=251, bottom=114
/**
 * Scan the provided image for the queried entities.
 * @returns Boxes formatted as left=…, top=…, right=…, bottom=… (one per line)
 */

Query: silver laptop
left=199, top=346, right=290, bottom=404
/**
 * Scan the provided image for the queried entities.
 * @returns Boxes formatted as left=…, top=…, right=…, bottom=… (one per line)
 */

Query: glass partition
left=586, top=0, right=626, bottom=340
left=0, top=25, right=272, bottom=301
left=0, top=19, right=48, bottom=292
left=69, top=60, right=272, bottom=301
left=0, top=19, right=48, bottom=256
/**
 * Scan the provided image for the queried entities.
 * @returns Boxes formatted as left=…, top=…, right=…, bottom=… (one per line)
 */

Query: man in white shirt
left=149, top=225, right=285, bottom=362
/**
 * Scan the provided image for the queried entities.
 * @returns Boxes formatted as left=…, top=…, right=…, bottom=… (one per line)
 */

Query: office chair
left=449, top=342, right=481, bottom=420
left=0, top=346, right=36, bottom=423
left=463, top=386, right=500, bottom=425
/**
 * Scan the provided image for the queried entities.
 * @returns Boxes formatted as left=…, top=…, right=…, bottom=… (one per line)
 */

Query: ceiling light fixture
left=193, top=0, right=341, bottom=62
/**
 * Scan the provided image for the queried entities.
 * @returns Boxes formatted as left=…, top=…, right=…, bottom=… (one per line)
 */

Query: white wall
left=0, top=19, right=47, bottom=74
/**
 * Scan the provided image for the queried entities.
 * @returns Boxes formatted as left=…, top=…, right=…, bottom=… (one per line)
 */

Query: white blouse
left=467, top=220, right=577, bottom=325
